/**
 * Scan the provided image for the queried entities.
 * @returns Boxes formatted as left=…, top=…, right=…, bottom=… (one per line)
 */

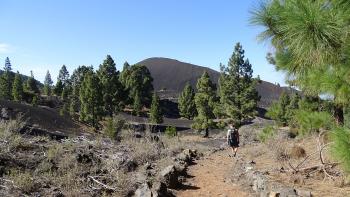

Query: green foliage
left=120, top=64, right=153, bottom=107
left=178, top=83, right=197, bottom=119
left=192, top=72, right=217, bottom=131
left=12, top=71, right=23, bottom=101
left=60, top=103, right=69, bottom=116
left=250, top=0, right=350, bottom=124
left=293, top=110, right=333, bottom=135
left=219, top=43, right=260, bottom=122
left=0, top=58, right=14, bottom=100
left=103, top=115, right=126, bottom=140
left=44, top=70, right=53, bottom=96
left=58, top=65, right=70, bottom=86
left=97, top=55, right=124, bottom=116
left=150, top=92, right=163, bottom=124
left=69, top=98, right=78, bottom=116
left=31, top=95, right=38, bottom=106
left=133, top=92, right=142, bottom=116
left=258, top=126, right=276, bottom=143
left=165, top=126, right=177, bottom=138
left=70, top=65, right=94, bottom=112
left=54, top=80, right=64, bottom=96
left=26, top=71, right=39, bottom=94
left=61, top=86, right=71, bottom=101
left=79, top=71, right=103, bottom=128
left=266, top=92, right=291, bottom=126
left=331, top=127, right=350, bottom=173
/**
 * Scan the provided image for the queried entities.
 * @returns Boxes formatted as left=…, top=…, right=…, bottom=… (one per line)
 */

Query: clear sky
left=0, top=0, right=286, bottom=85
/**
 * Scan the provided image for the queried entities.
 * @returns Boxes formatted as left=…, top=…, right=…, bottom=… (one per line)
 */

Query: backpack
left=229, top=129, right=237, bottom=142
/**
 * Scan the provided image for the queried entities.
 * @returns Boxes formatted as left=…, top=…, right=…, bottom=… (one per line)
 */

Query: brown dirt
left=174, top=133, right=350, bottom=197
left=175, top=150, right=249, bottom=197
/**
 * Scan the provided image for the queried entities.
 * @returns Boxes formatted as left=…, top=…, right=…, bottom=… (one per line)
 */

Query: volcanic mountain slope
left=138, top=57, right=296, bottom=108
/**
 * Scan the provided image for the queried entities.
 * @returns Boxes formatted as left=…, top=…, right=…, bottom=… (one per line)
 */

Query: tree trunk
left=334, top=104, right=344, bottom=126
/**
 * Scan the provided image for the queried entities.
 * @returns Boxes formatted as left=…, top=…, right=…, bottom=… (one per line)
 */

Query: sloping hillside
left=138, top=57, right=296, bottom=108
left=0, top=99, right=84, bottom=136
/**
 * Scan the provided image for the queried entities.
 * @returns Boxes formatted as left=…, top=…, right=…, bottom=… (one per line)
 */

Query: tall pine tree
left=26, top=71, right=40, bottom=94
left=219, top=43, right=260, bottom=123
left=120, top=64, right=153, bottom=108
left=192, top=71, right=217, bottom=137
left=97, top=55, right=123, bottom=116
left=55, top=65, right=70, bottom=97
left=12, top=71, right=23, bottom=101
left=58, top=65, right=70, bottom=86
left=133, top=92, right=142, bottom=116
left=70, top=65, right=94, bottom=114
left=44, top=70, right=53, bottom=96
left=178, top=83, right=197, bottom=119
left=150, top=92, right=163, bottom=124
left=79, top=71, right=103, bottom=128
left=0, top=57, right=14, bottom=100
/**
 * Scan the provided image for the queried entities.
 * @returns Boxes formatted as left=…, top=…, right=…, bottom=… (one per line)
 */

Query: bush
left=331, top=127, right=350, bottom=173
left=293, top=110, right=333, bottom=135
left=165, top=126, right=177, bottom=138
left=258, top=126, right=276, bottom=142
left=103, top=115, right=126, bottom=140
left=10, top=170, right=36, bottom=194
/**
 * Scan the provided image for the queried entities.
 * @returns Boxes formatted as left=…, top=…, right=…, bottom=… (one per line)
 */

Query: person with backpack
left=227, top=123, right=240, bottom=157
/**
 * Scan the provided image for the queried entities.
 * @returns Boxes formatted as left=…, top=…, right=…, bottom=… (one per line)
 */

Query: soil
left=174, top=133, right=350, bottom=197
left=175, top=150, right=249, bottom=197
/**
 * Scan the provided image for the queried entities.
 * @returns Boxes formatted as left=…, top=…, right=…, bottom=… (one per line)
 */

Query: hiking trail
left=176, top=149, right=249, bottom=197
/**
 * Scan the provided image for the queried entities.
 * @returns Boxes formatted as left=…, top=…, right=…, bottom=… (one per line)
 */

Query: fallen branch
left=88, top=176, right=117, bottom=192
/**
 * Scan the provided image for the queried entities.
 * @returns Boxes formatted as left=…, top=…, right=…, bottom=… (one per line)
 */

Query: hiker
left=227, top=123, right=239, bottom=157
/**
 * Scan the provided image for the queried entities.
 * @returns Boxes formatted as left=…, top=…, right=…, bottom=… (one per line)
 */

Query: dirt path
left=176, top=150, right=249, bottom=197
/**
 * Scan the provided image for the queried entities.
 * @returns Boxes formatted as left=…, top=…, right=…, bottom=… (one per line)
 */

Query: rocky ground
left=1, top=110, right=350, bottom=197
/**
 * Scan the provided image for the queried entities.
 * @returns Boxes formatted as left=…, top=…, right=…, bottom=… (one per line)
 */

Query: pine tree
left=4, top=57, right=12, bottom=71
left=219, top=43, right=260, bottom=123
left=44, top=70, right=53, bottom=96
left=26, top=71, right=40, bottom=94
left=178, top=83, right=197, bottom=119
left=12, top=71, right=23, bottom=101
left=58, top=65, right=70, bottom=86
left=150, top=92, right=163, bottom=124
left=79, top=71, right=103, bottom=128
left=70, top=65, right=94, bottom=115
left=120, top=64, right=153, bottom=107
left=61, top=86, right=71, bottom=101
left=192, top=71, right=217, bottom=137
left=97, top=55, right=123, bottom=116
left=250, top=0, right=350, bottom=125
left=0, top=57, right=14, bottom=100
left=133, top=92, right=142, bottom=116
left=54, top=80, right=64, bottom=96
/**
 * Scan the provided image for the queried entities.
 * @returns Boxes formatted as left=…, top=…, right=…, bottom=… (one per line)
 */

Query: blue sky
left=0, top=0, right=286, bottom=85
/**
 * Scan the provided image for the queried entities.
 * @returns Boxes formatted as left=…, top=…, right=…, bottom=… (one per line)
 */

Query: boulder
left=152, top=181, right=172, bottom=197
left=134, top=183, right=152, bottom=197
left=160, top=165, right=180, bottom=188
left=296, top=189, right=312, bottom=197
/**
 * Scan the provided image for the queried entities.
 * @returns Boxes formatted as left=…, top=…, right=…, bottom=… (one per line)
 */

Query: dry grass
left=289, top=145, right=306, bottom=159
left=239, top=131, right=350, bottom=197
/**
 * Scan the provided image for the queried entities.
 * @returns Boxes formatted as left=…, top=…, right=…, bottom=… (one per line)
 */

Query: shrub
left=165, top=126, right=177, bottom=138
left=331, top=127, right=350, bottom=173
left=103, top=115, right=126, bottom=140
left=293, top=110, right=333, bottom=135
left=258, top=126, right=276, bottom=142
left=10, top=170, right=36, bottom=194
